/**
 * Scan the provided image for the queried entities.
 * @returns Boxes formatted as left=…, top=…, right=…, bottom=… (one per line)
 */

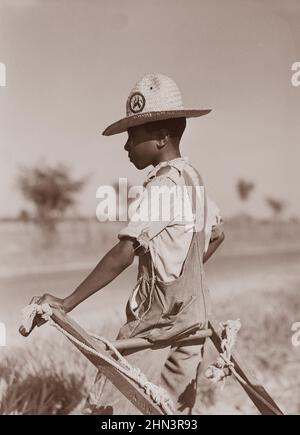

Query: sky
left=0, top=0, right=299, bottom=219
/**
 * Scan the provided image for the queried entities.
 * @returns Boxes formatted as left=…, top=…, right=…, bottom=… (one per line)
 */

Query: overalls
left=86, top=166, right=211, bottom=415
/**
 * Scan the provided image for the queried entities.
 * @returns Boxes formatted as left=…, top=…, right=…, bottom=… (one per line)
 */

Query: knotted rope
left=205, top=319, right=242, bottom=384
left=204, top=319, right=283, bottom=415
left=21, top=303, right=174, bottom=415
left=21, top=303, right=53, bottom=331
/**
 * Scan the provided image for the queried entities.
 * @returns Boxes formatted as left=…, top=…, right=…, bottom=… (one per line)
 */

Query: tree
left=236, top=179, right=255, bottom=202
left=18, top=209, right=30, bottom=223
left=16, top=163, right=86, bottom=245
left=236, top=179, right=255, bottom=223
left=265, top=197, right=285, bottom=219
left=265, top=197, right=286, bottom=238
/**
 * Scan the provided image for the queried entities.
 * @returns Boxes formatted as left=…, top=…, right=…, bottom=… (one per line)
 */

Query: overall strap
left=182, top=166, right=211, bottom=319
left=181, top=166, right=208, bottom=235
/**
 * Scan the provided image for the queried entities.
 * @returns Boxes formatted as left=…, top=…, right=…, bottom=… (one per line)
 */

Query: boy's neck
left=152, top=149, right=181, bottom=167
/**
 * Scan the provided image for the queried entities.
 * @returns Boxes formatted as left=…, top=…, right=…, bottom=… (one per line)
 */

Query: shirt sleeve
left=118, top=169, right=182, bottom=253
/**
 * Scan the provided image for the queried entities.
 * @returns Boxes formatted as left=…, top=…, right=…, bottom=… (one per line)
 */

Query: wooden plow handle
left=19, top=307, right=284, bottom=415
left=19, top=306, right=212, bottom=415
left=209, top=318, right=284, bottom=415
left=19, top=316, right=41, bottom=337
left=19, top=307, right=212, bottom=348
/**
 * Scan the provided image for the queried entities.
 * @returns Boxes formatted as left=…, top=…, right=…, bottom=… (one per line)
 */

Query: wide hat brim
left=102, top=109, right=212, bottom=136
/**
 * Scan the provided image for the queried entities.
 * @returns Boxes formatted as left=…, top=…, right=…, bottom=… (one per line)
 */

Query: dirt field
left=0, top=220, right=300, bottom=414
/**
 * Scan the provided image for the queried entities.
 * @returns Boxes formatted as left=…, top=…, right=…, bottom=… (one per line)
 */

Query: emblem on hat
left=102, top=73, right=212, bottom=136
left=129, top=92, right=145, bottom=114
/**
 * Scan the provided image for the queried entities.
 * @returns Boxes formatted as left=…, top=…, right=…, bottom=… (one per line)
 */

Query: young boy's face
left=124, top=125, right=159, bottom=169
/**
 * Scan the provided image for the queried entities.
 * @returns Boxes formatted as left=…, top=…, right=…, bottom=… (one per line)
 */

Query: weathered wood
left=112, top=329, right=212, bottom=354
left=19, top=307, right=284, bottom=415
left=51, top=309, right=168, bottom=415
left=208, top=318, right=284, bottom=415
left=19, top=314, right=212, bottom=348
left=19, top=316, right=42, bottom=337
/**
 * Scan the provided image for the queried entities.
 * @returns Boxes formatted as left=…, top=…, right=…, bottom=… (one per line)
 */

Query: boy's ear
left=156, top=128, right=169, bottom=149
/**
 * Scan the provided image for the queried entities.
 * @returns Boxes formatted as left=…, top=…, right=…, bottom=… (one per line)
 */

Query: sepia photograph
left=0, top=0, right=299, bottom=419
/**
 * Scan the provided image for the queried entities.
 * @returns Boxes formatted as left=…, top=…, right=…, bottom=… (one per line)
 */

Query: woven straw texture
left=103, top=73, right=211, bottom=136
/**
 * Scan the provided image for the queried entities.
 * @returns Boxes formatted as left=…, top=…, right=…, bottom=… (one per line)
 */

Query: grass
left=1, top=285, right=299, bottom=415
left=0, top=335, right=94, bottom=415
left=197, top=285, right=300, bottom=414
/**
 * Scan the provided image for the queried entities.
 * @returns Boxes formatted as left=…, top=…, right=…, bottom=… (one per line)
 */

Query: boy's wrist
left=62, top=295, right=76, bottom=313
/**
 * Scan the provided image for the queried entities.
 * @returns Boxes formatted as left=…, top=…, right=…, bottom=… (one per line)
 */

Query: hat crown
left=126, top=73, right=184, bottom=116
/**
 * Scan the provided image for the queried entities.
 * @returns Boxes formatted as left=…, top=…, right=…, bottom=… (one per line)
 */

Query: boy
left=32, top=73, right=224, bottom=414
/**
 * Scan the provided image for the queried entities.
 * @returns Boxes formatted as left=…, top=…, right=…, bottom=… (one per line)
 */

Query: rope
left=21, top=304, right=174, bottom=415
left=21, top=306, right=281, bottom=415
left=205, top=319, right=282, bottom=415
left=205, top=319, right=241, bottom=384
left=21, top=303, right=53, bottom=331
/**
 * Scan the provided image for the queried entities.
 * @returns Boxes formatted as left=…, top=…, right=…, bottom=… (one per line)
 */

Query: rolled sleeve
left=118, top=174, right=180, bottom=253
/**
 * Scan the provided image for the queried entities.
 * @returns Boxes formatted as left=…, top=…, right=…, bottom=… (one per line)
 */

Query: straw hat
left=102, top=73, right=212, bottom=136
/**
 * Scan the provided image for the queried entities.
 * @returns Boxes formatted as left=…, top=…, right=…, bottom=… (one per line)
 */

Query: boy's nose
left=124, top=141, right=130, bottom=152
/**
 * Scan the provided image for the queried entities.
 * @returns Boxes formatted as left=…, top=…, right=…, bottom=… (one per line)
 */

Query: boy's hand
left=30, top=293, right=68, bottom=312
left=210, top=222, right=224, bottom=242
left=29, top=293, right=68, bottom=327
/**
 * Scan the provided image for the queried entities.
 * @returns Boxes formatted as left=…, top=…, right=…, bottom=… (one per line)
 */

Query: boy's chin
left=132, top=160, right=148, bottom=170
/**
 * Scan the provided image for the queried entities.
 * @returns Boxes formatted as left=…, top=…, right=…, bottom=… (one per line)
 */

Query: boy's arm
left=203, top=231, right=225, bottom=263
left=31, top=238, right=136, bottom=313
left=203, top=197, right=224, bottom=263
left=64, top=238, right=135, bottom=312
